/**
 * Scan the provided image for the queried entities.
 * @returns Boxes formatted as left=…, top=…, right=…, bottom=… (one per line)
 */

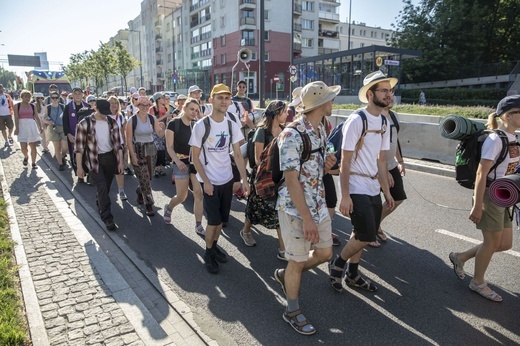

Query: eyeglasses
left=374, top=88, right=395, bottom=95
left=508, top=110, right=520, bottom=115
left=51, top=97, right=59, bottom=99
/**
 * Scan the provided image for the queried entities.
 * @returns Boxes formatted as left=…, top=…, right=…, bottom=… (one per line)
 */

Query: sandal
left=377, top=229, right=388, bottom=242
left=32, top=163, right=38, bottom=170
left=449, top=252, right=465, bottom=280
left=282, top=309, right=316, bottom=335
left=368, top=240, right=381, bottom=248
left=328, top=259, right=344, bottom=292
left=345, top=274, right=378, bottom=292
left=274, top=269, right=286, bottom=296
left=23, top=157, right=28, bottom=166
left=469, top=280, right=502, bottom=302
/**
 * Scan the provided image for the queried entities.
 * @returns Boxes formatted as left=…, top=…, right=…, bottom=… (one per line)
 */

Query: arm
left=126, top=119, right=138, bottom=166
left=191, top=146, right=213, bottom=196
left=396, top=139, right=406, bottom=176
left=254, top=141, right=264, bottom=167
left=154, top=118, right=165, bottom=138
left=13, top=104, right=19, bottom=135
left=339, top=150, right=354, bottom=217
left=166, top=127, right=187, bottom=172
left=378, top=150, right=394, bottom=210
left=470, top=159, right=493, bottom=224
left=74, top=122, right=86, bottom=178
left=233, top=142, right=250, bottom=196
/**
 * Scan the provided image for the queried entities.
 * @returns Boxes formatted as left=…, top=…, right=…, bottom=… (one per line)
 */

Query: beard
left=373, top=94, right=390, bottom=108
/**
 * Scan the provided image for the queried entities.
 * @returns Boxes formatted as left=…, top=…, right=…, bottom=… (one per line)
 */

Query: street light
left=127, top=29, right=143, bottom=88
left=159, top=4, right=177, bottom=91
left=347, top=0, right=352, bottom=51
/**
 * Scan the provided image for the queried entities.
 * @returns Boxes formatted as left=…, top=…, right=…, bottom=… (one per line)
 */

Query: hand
left=203, top=182, right=214, bottom=196
left=14, top=129, right=19, bottom=136
left=67, top=133, right=75, bottom=143
left=117, top=163, right=124, bottom=175
left=131, top=153, right=139, bottom=166
left=339, top=195, right=353, bottom=217
left=158, top=122, right=165, bottom=129
left=388, top=173, right=395, bottom=187
left=398, top=162, right=406, bottom=176
left=383, top=191, right=395, bottom=210
left=303, top=219, right=319, bottom=243
left=469, top=206, right=482, bottom=224
left=77, top=166, right=85, bottom=179
left=324, top=153, right=337, bottom=174
left=176, top=160, right=188, bottom=172
left=242, top=183, right=250, bottom=197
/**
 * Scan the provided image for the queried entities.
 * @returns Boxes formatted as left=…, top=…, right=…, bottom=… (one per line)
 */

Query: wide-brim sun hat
left=153, top=92, right=164, bottom=102
left=358, top=70, right=398, bottom=104
left=289, top=86, right=303, bottom=107
left=33, top=92, right=44, bottom=98
left=296, top=81, right=340, bottom=114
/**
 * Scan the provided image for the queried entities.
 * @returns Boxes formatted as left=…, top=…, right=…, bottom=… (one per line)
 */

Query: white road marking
left=435, top=229, right=520, bottom=258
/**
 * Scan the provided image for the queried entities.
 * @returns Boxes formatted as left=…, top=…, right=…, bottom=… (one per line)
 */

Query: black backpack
left=455, top=129, right=510, bottom=189
left=327, top=109, right=388, bottom=171
left=246, top=127, right=276, bottom=169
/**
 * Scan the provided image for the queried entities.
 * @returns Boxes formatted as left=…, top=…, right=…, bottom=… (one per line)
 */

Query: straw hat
left=358, top=70, right=398, bottom=104
left=289, top=87, right=303, bottom=107
left=296, top=81, right=340, bottom=113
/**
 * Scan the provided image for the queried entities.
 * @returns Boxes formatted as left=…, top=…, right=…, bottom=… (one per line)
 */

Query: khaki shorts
left=0, top=115, right=14, bottom=131
left=47, top=125, right=66, bottom=142
left=278, top=211, right=333, bottom=262
left=476, top=189, right=512, bottom=231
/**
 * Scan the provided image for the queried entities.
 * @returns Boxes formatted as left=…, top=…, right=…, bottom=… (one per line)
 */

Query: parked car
left=163, top=91, right=178, bottom=100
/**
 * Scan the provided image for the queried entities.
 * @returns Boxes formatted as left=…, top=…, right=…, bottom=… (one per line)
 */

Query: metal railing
left=240, top=17, right=255, bottom=26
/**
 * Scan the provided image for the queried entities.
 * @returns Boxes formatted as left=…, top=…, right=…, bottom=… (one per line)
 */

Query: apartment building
left=338, top=21, right=394, bottom=50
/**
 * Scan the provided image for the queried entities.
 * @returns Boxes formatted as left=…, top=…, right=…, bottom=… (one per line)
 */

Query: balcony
left=318, top=48, right=338, bottom=55
left=190, top=0, right=210, bottom=12
left=190, top=19, right=198, bottom=28
left=155, top=47, right=163, bottom=53
left=191, top=52, right=201, bottom=59
left=318, top=30, right=339, bottom=38
left=201, top=32, right=211, bottom=41
left=294, top=4, right=302, bottom=14
left=191, top=36, right=200, bottom=44
left=239, top=0, right=255, bottom=9
left=241, top=38, right=255, bottom=46
left=200, top=14, right=211, bottom=24
left=293, top=42, right=302, bottom=52
left=293, top=23, right=302, bottom=32
left=201, top=48, right=212, bottom=57
left=155, top=34, right=163, bottom=41
left=156, top=60, right=163, bottom=66
left=154, top=19, right=163, bottom=29
left=240, top=17, right=256, bottom=29
left=157, top=72, right=163, bottom=79
left=320, top=0, right=340, bottom=4
left=319, top=11, right=340, bottom=23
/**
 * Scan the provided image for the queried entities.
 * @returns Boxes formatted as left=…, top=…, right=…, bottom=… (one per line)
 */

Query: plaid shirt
left=74, top=115, right=122, bottom=173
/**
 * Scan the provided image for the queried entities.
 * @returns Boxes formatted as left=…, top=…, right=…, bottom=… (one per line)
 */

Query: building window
left=241, top=30, right=255, bottom=46
left=264, top=10, right=269, bottom=20
left=264, top=51, right=269, bottom=61
left=302, top=38, right=313, bottom=48
left=215, top=74, right=219, bottom=84
left=351, top=28, right=355, bottom=35
left=264, top=31, right=270, bottom=41
left=242, top=9, right=254, bottom=17
left=220, top=0, right=225, bottom=7
left=222, top=73, right=227, bottom=85
left=221, top=16, right=225, bottom=28
left=360, top=43, right=365, bottom=47
left=302, top=1, right=313, bottom=11
left=221, top=35, right=226, bottom=46
left=221, top=54, right=226, bottom=64
left=302, top=19, right=314, bottom=30
left=168, top=53, right=172, bottom=63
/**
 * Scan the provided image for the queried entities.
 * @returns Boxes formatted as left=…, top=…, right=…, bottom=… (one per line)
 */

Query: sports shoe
left=4, top=141, right=8, bottom=148
left=195, top=224, right=205, bottom=237
left=274, top=268, right=286, bottom=296
left=8, top=137, right=13, bottom=144
left=204, top=251, right=219, bottom=274
left=213, top=246, right=228, bottom=263
left=277, top=249, right=288, bottom=261
left=59, top=163, right=66, bottom=171
left=119, top=191, right=128, bottom=201
left=240, top=229, right=256, bottom=247
left=163, top=204, right=172, bottom=223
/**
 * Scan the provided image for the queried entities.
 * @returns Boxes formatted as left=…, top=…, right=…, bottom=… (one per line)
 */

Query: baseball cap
left=188, top=85, right=202, bottom=94
left=210, top=84, right=232, bottom=98
left=96, top=99, right=111, bottom=115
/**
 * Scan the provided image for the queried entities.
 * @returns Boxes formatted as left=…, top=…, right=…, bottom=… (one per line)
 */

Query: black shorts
left=156, top=149, right=166, bottom=166
left=388, top=166, right=407, bottom=201
left=323, top=173, right=337, bottom=209
left=202, top=179, right=234, bottom=226
left=350, top=194, right=383, bottom=242
left=232, top=162, right=241, bottom=182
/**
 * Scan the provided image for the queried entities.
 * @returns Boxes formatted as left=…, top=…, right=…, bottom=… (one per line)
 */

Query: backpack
left=254, top=122, right=322, bottom=200
left=328, top=109, right=387, bottom=171
left=16, top=103, right=36, bottom=117
left=76, top=107, right=94, bottom=124
left=198, top=116, right=233, bottom=165
left=246, top=127, right=277, bottom=169
left=455, top=129, right=510, bottom=189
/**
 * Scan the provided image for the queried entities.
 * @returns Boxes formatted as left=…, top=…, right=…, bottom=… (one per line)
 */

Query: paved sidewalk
left=0, top=144, right=213, bottom=345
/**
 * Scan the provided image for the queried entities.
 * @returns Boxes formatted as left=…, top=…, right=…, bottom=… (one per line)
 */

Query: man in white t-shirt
left=329, top=70, right=396, bottom=293
left=189, top=84, right=250, bottom=274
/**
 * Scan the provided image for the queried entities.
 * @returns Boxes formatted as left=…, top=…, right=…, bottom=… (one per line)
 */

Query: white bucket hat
left=289, top=86, right=303, bottom=107
left=358, top=70, right=398, bottom=104
left=188, top=85, right=202, bottom=94
left=296, top=81, right=340, bottom=114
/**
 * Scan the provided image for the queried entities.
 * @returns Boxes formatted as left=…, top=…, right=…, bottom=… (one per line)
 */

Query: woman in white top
left=449, top=95, right=520, bottom=302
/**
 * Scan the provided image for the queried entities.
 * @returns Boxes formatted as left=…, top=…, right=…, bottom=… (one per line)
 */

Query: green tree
left=113, top=40, right=140, bottom=94
left=0, top=67, right=17, bottom=88
left=91, top=42, right=116, bottom=91
left=392, top=0, right=520, bottom=83
left=63, top=51, right=90, bottom=88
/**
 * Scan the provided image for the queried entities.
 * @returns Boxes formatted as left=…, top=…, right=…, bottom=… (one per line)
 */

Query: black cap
left=96, top=99, right=111, bottom=115
left=72, top=87, right=83, bottom=93
left=496, top=95, right=520, bottom=117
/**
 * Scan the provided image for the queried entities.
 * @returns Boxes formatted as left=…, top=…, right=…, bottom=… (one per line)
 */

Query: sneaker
left=8, top=137, right=13, bottom=144
left=204, top=251, right=219, bottom=274
left=213, top=246, right=228, bottom=263
left=240, top=230, right=256, bottom=247
left=119, top=191, right=128, bottom=201
left=195, top=224, right=206, bottom=238
left=163, top=204, right=172, bottom=223
left=4, top=141, right=8, bottom=147
left=23, top=157, right=28, bottom=166
left=277, top=249, right=288, bottom=261
left=59, top=163, right=66, bottom=171
left=104, top=219, right=116, bottom=231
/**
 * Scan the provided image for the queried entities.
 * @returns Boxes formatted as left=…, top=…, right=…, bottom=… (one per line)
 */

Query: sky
left=0, top=0, right=417, bottom=75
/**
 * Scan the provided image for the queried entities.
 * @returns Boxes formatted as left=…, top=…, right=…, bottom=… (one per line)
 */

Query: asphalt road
left=47, top=157, right=520, bottom=345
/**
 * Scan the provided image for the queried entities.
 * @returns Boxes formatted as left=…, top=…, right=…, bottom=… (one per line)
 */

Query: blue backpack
left=327, top=109, right=389, bottom=171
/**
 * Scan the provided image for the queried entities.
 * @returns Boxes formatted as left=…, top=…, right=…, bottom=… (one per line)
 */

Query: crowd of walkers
left=1, top=73, right=517, bottom=336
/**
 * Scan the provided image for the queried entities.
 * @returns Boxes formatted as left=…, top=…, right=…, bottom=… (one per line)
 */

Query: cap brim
left=358, top=77, right=398, bottom=103
left=296, top=85, right=341, bottom=113
left=289, top=96, right=301, bottom=108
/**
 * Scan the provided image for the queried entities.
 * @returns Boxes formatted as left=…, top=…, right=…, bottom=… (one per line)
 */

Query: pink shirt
left=18, top=104, right=35, bottom=119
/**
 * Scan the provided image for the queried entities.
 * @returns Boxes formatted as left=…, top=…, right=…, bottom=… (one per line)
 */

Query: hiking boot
left=119, top=191, right=128, bottom=201
left=204, top=251, right=219, bottom=274
left=214, top=246, right=228, bottom=263
left=240, top=229, right=256, bottom=247
left=163, top=204, right=172, bottom=223
left=195, top=224, right=205, bottom=238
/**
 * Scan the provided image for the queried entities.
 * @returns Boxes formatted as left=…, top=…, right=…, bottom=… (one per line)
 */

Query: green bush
left=401, top=88, right=507, bottom=105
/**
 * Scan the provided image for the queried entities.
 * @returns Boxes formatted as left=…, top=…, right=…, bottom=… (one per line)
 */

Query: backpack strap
left=353, top=109, right=386, bottom=159
left=201, top=116, right=211, bottom=165
left=488, top=130, right=510, bottom=183
left=227, top=111, right=237, bottom=124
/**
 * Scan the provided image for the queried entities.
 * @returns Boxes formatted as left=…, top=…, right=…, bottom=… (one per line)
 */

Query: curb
left=406, top=160, right=455, bottom=178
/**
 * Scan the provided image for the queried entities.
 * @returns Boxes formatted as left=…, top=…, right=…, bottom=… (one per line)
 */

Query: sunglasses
left=51, top=97, right=59, bottom=99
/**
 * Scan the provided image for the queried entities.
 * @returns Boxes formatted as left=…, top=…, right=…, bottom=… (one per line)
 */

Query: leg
left=20, top=142, right=28, bottom=160
left=167, top=177, right=189, bottom=210
left=52, top=141, right=63, bottom=164
left=29, top=142, right=38, bottom=165
left=473, top=230, right=503, bottom=285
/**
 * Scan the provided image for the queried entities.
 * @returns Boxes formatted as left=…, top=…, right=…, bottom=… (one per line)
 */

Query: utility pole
left=259, top=0, right=265, bottom=108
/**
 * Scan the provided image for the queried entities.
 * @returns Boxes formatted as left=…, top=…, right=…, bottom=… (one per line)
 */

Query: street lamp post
left=127, top=29, right=143, bottom=88
left=159, top=5, right=177, bottom=92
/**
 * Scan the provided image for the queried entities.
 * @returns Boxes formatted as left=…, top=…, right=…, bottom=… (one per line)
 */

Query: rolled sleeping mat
left=439, top=114, right=485, bottom=140
left=488, top=174, right=520, bottom=208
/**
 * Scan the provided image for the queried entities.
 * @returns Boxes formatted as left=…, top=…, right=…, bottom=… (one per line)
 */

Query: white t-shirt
left=200, top=103, right=213, bottom=117
left=189, top=115, right=244, bottom=185
left=0, top=94, right=10, bottom=116
left=385, top=112, right=399, bottom=170
left=341, top=109, right=390, bottom=195
left=95, top=120, right=112, bottom=154
left=481, top=131, right=519, bottom=179
left=227, top=101, right=245, bottom=123
left=125, top=104, right=137, bottom=117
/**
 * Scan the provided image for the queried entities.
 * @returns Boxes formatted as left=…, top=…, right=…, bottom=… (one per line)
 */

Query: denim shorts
left=172, top=160, right=190, bottom=179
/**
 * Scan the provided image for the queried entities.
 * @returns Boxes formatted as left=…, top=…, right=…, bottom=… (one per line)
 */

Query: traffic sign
left=289, top=65, right=297, bottom=75
left=290, top=75, right=297, bottom=82
left=384, top=59, right=400, bottom=66
left=274, top=74, right=280, bottom=83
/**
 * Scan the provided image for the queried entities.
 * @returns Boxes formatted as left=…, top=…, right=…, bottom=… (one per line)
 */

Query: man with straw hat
left=273, top=81, right=338, bottom=335
left=328, top=70, right=396, bottom=293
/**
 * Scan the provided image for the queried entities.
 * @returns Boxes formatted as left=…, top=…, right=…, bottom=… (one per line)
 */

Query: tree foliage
left=0, top=67, right=18, bottom=89
left=113, top=40, right=140, bottom=94
left=391, top=0, right=520, bottom=83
